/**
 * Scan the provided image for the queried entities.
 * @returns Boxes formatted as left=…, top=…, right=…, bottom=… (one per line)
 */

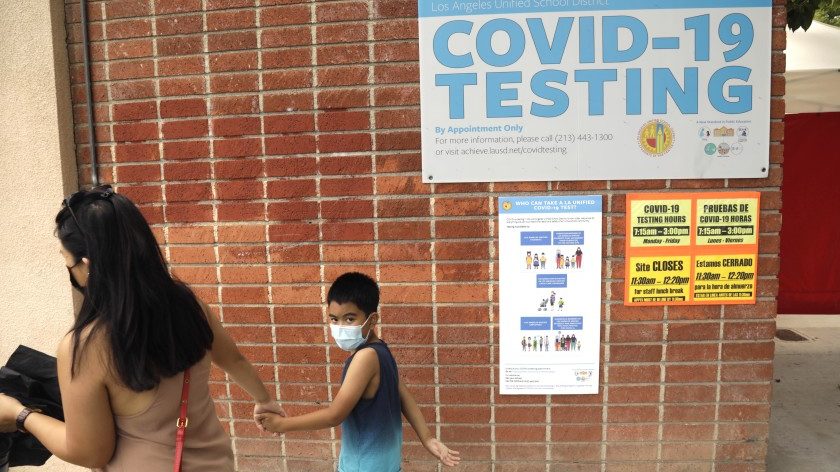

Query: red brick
left=723, top=320, right=775, bottom=340
left=267, top=201, right=318, bottom=221
left=162, top=120, right=208, bottom=140
left=666, top=343, right=719, bottom=362
left=609, top=324, right=663, bottom=343
left=108, top=38, right=153, bottom=60
left=263, top=91, right=314, bottom=113
left=218, top=203, right=265, bottom=221
left=157, top=36, right=203, bottom=56
left=165, top=203, right=213, bottom=223
left=106, top=18, right=152, bottom=40
left=166, top=183, right=212, bottom=202
left=265, top=135, right=316, bottom=155
left=160, top=98, right=207, bottom=118
left=373, top=19, right=417, bottom=40
left=263, top=70, right=312, bottom=91
left=159, top=76, right=205, bottom=95
left=215, top=160, right=264, bottom=180
left=316, top=66, right=369, bottom=87
left=317, top=133, right=372, bottom=153
left=155, top=15, right=203, bottom=36
left=164, top=162, right=211, bottom=181
left=208, top=31, right=257, bottom=52
left=260, top=5, right=310, bottom=27
left=317, top=88, right=369, bottom=109
left=114, top=143, right=159, bottom=163
left=722, top=342, right=775, bottom=361
left=665, top=385, right=716, bottom=403
left=210, top=73, right=260, bottom=93
left=609, top=344, right=662, bottom=363
left=316, top=23, right=367, bottom=44
left=667, top=322, right=720, bottom=341
left=263, top=114, right=314, bottom=135
left=262, top=27, right=311, bottom=49
left=212, top=117, right=261, bottom=137
left=217, top=181, right=263, bottom=200
left=207, top=9, right=256, bottom=31
left=163, top=140, right=210, bottom=160
left=665, top=364, right=718, bottom=383
left=154, top=0, right=202, bottom=14
left=374, top=63, right=420, bottom=84
left=215, top=138, right=262, bottom=158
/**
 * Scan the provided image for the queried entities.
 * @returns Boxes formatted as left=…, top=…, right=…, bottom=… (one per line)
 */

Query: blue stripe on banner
left=419, top=0, right=772, bottom=18
left=499, top=195, right=602, bottom=214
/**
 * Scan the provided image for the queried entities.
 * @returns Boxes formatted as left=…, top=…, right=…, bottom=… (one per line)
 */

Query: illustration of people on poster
left=499, top=196, right=602, bottom=394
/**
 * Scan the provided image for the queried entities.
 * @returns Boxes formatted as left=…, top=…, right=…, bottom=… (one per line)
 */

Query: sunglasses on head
left=61, top=185, right=115, bottom=237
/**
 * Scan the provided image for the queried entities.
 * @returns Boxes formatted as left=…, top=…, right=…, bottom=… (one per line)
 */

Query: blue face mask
left=330, top=315, right=373, bottom=351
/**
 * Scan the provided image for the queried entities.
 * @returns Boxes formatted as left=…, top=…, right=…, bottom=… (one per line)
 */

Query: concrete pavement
left=767, top=315, right=840, bottom=471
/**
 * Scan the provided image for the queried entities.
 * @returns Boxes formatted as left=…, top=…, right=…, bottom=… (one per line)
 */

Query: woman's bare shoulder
left=57, top=324, right=111, bottom=380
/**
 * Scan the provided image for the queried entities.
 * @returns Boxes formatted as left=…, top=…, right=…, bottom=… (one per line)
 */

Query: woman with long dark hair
left=0, top=186, right=283, bottom=470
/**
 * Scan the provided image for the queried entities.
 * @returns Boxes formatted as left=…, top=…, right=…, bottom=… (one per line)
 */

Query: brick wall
left=62, top=0, right=786, bottom=470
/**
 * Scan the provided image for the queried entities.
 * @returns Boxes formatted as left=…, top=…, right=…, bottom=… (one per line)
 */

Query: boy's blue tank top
left=338, top=340, right=402, bottom=472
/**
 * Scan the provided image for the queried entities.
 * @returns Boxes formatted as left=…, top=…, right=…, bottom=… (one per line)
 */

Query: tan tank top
left=94, top=355, right=234, bottom=472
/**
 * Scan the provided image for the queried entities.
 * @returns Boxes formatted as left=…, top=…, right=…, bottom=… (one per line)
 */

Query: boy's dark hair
left=327, top=272, right=379, bottom=315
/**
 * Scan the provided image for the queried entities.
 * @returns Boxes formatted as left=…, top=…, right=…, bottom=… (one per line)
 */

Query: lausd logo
left=575, top=370, right=593, bottom=382
left=502, top=201, right=512, bottom=211
left=639, top=120, right=674, bottom=156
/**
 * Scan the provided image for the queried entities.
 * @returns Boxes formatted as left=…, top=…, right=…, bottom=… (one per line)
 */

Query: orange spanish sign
left=625, top=192, right=760, bottom=306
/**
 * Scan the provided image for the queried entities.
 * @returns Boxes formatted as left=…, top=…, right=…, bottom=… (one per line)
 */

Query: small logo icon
left=639, top=120, right=675, bottom=156
left=699, top=127, right=711, bottom=140
left=737, top=127, right=749, bottom=141
left=717, top=143, right=731, bottom=156
left=714, top=126, right=734, bottom=137
left=730, top=142, right=743, bottom=155
left=704, top=143, right=717, bottom=155
left=502, top=201, right=512, bottom=211
left=575, top=370, right=593, bottom=382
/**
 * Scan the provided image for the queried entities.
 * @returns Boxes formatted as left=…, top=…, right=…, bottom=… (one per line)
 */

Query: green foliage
left=815, top=0, right=840, bottom=27
left=788, top=0, right=824, bottom=31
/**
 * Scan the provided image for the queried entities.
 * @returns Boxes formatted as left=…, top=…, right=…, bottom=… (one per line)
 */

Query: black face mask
left=67, top=264, right=84, bottom=292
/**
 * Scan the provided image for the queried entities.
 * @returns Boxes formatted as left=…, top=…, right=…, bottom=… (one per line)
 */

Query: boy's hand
left=255, top=412, right=288, bottom=435
left=423, top=437, right=460, bottom=467
left=253, top=400, right=286, bottom=432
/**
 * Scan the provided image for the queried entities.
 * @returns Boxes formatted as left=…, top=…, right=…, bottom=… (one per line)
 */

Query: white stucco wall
left=0, top=1, right=83, bottom=470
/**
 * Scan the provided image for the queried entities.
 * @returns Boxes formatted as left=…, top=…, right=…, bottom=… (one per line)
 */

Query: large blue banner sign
left=419, top=0, right=772, bottom=182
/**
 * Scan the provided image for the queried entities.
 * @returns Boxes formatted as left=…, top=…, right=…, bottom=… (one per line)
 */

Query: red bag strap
left=173, top=368, right=191, bottom=472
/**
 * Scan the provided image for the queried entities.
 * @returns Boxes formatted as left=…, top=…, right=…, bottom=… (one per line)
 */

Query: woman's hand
left=253, top=400, right=286, bottom=432
left=0, top=393, right=25, bottom=433
left=254, top=412, right=288, bottom=435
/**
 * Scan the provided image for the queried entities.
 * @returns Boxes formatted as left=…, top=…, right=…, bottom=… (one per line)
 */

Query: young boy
left=256, top=272, right=460, bottom=470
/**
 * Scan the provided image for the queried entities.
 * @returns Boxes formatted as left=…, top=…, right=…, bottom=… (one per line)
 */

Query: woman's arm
left=203, top=304, right=286, bottom=424
left=0, top=333, right=116, bottom=468
left=256, top=348, right=378, bottom=433
left=205, top=305, right=272, bottom=403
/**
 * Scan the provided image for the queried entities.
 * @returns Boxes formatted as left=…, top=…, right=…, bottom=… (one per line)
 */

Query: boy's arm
left=258, top=348, right=379, bottom=433
left=398, top=378, right=432, bottom=443
left=399, top=379, right=461, bottom=467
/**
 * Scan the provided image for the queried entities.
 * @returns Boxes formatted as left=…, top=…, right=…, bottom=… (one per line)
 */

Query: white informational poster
left=498, top=195, right=602, bottom=394
left=419, top=0, right=772, bottom=182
